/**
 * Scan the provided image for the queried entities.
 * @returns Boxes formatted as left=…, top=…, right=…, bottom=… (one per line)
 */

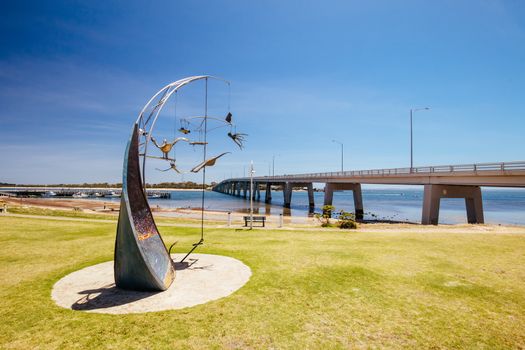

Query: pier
left=213, top=161, right=525, bottom=225
left=0, top=187, right=171, bottom=199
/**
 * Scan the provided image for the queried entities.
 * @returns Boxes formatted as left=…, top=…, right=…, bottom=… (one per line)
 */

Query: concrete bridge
left=213, top=161, right=525, bottom=225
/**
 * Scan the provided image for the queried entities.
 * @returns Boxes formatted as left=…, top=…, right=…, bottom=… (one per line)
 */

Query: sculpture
left=114, top=76, right=245, bottom=291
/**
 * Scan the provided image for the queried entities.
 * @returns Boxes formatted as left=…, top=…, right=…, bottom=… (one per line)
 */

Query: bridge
left=213, top=161, right=525, bottom=225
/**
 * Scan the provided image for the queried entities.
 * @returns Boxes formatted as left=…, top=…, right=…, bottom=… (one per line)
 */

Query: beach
left=2, top=195, right=524, bottom=233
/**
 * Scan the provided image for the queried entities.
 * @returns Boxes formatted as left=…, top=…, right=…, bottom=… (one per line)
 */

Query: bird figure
left=227, top=132, right=247, bottom=149
left=191, top=152, right=230, bottom=173
left=151, top=137, right=188, bottom=159
left=156, top=161, right=182, bottom=173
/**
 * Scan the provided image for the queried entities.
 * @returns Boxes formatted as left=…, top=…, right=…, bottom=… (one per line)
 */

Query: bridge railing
left=241, top=160, right=525, bottom=181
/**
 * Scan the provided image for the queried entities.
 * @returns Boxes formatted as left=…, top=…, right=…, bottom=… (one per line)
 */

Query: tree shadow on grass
left=71, top=283, right=161, bottom=311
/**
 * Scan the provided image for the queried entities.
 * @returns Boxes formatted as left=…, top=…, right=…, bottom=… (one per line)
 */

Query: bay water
left=95, top=187, right=525, bottom=225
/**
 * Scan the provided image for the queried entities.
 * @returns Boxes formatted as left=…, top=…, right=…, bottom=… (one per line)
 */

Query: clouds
left=1, top=1, right=524, bottom=184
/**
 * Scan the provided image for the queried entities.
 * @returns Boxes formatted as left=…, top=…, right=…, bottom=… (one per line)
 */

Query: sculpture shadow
left=71, top=283, right=160, bottom=311
left=173, top=258, right=213, bottom=271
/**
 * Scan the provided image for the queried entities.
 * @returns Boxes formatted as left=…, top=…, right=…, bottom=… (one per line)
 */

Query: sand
left=2, top=195, right=524, bottom=233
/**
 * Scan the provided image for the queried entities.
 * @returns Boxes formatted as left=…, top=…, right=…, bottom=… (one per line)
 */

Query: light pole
left=272, top=154, right=280, bottom=177
left=332, top=140, right=344, bottom=172
left=249, top=161, right=255, bottom=229
left=410, top=107, right=430, bottom=171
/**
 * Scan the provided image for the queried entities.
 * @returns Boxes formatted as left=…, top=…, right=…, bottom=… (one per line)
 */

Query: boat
left=107, top=191, right=120, bottom=198
left=42, top=191, right=56, bottom=198
left=148, top=193, right=161, bottom=199
left=94, top=192, right=104, bottom=198
left=73, top=192, right=89, bottom=198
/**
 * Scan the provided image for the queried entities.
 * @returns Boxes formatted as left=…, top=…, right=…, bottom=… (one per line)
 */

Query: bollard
left=227, top=212, right=231, bottom=227
left=279, top=213, right=283, bottom=228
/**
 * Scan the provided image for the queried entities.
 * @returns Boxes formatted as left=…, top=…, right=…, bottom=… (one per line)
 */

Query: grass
left=1, top=214, right=525, bottom=349
left=4, top=205, right=226, bottom=226
left=5, top=205, right=118, bottom=220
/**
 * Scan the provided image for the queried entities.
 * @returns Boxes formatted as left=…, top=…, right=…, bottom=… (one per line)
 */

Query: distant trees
left=3, top=181, right=212, bottom=189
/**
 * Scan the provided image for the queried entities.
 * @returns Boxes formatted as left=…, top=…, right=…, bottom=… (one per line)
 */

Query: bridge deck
left=228, top=161, right=525, bottom=187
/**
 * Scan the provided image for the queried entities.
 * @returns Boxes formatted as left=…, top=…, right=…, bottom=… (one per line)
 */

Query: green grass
left=6, top=205, right=117, bottom=221
left=1, top=215, right=525, bottom=349
left=5, top=205, right=227, bottom=226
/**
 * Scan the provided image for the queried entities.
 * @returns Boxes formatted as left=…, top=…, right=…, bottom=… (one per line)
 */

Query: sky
left=1, top=0, right=524, bottom=184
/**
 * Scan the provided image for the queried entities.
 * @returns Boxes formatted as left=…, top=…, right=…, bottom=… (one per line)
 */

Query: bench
left=243, top=216, right=266, bottom=227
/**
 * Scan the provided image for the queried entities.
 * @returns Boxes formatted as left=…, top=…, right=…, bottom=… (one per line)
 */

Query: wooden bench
left=243, top=216, right=266, bottom=227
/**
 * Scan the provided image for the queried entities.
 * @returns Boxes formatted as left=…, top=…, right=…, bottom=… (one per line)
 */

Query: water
left=90, top=187, right=525, bottom=225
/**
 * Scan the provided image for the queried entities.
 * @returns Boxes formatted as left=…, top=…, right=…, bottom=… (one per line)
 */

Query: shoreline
left=2, top=196, right=525, bottom=232
left=0, top=187, right=206, bottom=192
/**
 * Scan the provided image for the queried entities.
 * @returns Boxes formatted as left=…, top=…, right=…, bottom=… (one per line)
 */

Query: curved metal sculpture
left=115, top=76, right=239, bottom=291
left=114, top=124, right=175, bottom=291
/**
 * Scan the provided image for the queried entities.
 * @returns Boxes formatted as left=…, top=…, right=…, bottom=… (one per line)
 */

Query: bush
left=314, top=205, right=336, bottom=227
left=337, top=210, right=357, bottom=229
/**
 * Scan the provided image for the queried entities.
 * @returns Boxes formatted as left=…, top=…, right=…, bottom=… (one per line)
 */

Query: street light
left=410, top=107, right=430, bottom=171
left=249, top=161, right=255, bottom=229
left=272, top=154, right=280, bottom=177
left=332, top=140, right=344, bottom=172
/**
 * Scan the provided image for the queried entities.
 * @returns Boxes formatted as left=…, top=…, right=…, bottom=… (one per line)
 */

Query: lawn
left=1, top=214, right=524, bottom=349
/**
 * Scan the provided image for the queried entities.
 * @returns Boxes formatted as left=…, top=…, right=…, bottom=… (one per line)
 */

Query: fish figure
left=191, top=152, right=230, bottom=173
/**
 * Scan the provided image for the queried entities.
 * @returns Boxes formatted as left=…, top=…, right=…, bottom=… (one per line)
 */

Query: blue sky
left=1, top=0, right=524, bottom=184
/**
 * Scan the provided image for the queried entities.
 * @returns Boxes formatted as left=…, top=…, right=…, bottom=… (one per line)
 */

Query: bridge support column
left=323, top=183, right=364, bottom=220
left=283, top=182, right=292, bottom=208
left=242, top=182, right=247, bottom=198
left=256, top=183, right=261, bottom=201
left=265, top=183, right=272, bottom=203
left=422, top=184, right=484, bottom=225
left=306, top=183, right=315, bottom=209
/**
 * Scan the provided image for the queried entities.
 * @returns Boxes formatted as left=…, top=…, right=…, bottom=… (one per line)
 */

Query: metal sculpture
left=115, top=76, right=244, bottom=291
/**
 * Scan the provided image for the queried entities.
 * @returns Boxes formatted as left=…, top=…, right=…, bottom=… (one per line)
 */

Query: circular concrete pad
left=52, top=254, right=251, bottom=314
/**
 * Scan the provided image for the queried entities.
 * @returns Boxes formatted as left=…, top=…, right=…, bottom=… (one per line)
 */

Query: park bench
left=243, top=216, right=266, bottom=227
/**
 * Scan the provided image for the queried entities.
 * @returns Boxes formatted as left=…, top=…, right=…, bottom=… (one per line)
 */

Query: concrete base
left=52, top=254, right=251, bottom=314
left=323, top=183, right=364, bottom=219
left=422, top=184, right=484, bottom=225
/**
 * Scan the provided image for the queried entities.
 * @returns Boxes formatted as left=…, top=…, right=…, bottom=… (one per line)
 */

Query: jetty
left=0, top=187, right=171, bottom=199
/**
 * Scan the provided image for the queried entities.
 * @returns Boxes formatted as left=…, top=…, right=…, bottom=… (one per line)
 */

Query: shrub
left=314, top=205, right=336, bottom=227
left=337, top=210, right=357, bottom=229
